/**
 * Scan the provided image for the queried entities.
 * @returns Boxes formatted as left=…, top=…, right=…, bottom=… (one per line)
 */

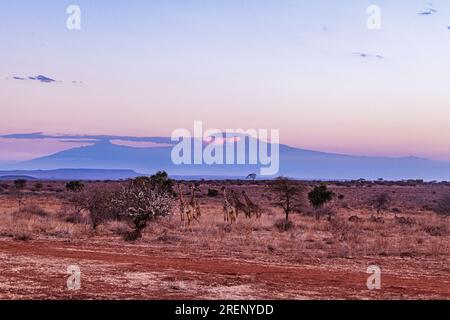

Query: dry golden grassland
left=0, top=181, right=448, bottom=299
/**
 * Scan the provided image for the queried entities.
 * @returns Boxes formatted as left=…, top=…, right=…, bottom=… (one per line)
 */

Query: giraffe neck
left=178, top=187, right=186, bottom=206
left=223, top=190, right=230, bottom=205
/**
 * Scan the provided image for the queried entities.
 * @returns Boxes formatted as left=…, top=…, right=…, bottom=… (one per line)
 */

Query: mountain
left=0, top=175, right=37, bottom=181
left=3, top=138, right=450, bottom=181
left=0, top=169, right=140, bottom=181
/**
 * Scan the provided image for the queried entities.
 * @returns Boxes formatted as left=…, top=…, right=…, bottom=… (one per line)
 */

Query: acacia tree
left=67, top=184, right=119, bottom=229
left=269, top=177, right=305, bottom=223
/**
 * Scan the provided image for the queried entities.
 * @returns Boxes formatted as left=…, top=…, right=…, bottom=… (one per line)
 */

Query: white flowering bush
left=113, top=175, right=174, bottom=241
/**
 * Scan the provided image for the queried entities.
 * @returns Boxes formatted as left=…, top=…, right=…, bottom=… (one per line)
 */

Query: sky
left=1, top=0, right=450, bottom=162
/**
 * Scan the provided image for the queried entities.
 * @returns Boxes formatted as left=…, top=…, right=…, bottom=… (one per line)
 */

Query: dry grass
left=0, top=182, right=449, bottom=264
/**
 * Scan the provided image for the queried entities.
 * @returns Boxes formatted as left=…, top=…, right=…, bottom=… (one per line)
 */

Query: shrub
left=207, top=188, right=219, bottom=197
left=33, top=182, right=43, bottom=192
left=314, top=207, right=336, bottom=221
left=423, top=225, right=447, bottom=237
left=274, top=219, right=294, bottom=232
left=13, top=232, right=32, bottom=241
left=435, top=196, right=450, bottom=217
left=308, top=184, right=335, bottom=209
left=147, top=171, right=175, bottom=196
left=14, top=179, right=27, bottom=190
left=372, top=192, right=390, bottom=214
left=66, top=181, right=84, bottom=192
left=113, top=174, right=174, bottom=241
left=67, top=185, right=119, bottom=229
left=20, top=205, right=49, bottom=217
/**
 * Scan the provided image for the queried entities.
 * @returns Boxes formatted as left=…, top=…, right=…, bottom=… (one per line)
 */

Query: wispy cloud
left=352, top=52, right=383, bottom=59
left=417, top=2, right=437, bottom=15
left=9, top=74, right=82, bottom=84
left=28, top=75, right=56, bottom=83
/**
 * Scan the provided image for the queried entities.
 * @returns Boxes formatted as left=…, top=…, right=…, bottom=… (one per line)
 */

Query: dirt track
left=0, top=239, right=448, bottom=300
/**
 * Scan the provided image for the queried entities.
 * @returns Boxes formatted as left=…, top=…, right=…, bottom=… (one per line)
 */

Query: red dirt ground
left=0, top=239, right=448, bottom=300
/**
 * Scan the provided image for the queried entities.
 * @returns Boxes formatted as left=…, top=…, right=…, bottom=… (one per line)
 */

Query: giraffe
left=176, top=184, right=195, bottom=228
left=222, top=187, right=236, bottom=224
left=189, top=184, right=201, bottom=221
left=242, top=191, right=262, bottom=218
left=230, top=190, right=250, bottom=218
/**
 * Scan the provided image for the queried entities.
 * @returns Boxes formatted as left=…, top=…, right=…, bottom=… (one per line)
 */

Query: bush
left=423, top=225, right=447, bottom=237
left=372, top=193, right=390, bottom=214
left=147, top=171, right=175, bottom=196
left=314, top=207, right=336, bottom=221
left=13, top=232, right=32, bottom=241
left=14, top=179, right=27, bottom=190
left=207, top=188, right=219, bottom=197
left=33, top=182, right=43, bottom=192
left=114, top=174, right=174, bottom=241
left=308, top=184, right=335, bottom=209
left=66, top=181, right=84, bottom=192
left=274, top=219, right=294, bottom=232
left=20, top=205, right=49, bottom=217
left=435, top=196, right=450, bottom=217
left=67, top=185, right=119, bottom=229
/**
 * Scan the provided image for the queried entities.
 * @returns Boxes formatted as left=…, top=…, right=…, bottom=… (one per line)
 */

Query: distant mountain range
left=1, top=135, right=450, bottom=181
left=0, top=169, right=140, bottom=181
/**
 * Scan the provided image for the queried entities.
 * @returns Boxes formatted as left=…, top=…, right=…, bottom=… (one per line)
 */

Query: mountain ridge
left=2, top=137, right=450, bottom=181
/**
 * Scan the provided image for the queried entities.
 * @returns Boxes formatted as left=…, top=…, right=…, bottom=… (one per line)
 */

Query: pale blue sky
left=1, top=0, right=450, bottom=161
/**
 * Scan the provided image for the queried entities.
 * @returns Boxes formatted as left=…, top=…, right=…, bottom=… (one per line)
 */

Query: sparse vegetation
left=0, top=179, right=449, bottom=299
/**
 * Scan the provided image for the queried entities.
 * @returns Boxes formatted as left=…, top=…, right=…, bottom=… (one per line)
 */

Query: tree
left=67, top=184, right=119, bottom=229
left=207, top=188, right=219, bottom=197
left=308, top=184, right=335, bottom=220
left=34, top=182, right=43, bottom=192
left=148, top=171, right=176, bottom=196
left=269, top=177, right=305, bottom=223
left=66, top=181, right=84, bottom=192
left=308, top=184, right=335, bottom=208
left=113, top=174, right=174, bottom=241
left=14, top=179, right=27, bottom=190
left=372, top=192, right=390, bottom=214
